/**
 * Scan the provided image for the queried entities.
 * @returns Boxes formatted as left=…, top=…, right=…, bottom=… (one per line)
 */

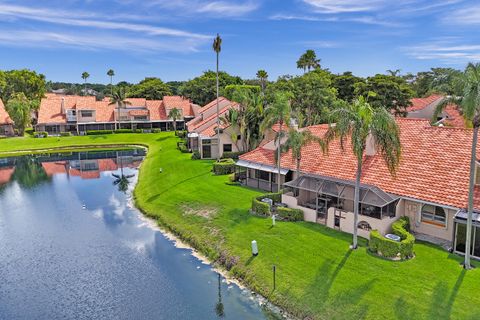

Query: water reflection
left=0, top=149, right=271, bottom=320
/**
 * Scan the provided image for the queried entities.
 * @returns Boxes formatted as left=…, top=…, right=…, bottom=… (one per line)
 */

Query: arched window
left=421, top=204, right=446, bottom=226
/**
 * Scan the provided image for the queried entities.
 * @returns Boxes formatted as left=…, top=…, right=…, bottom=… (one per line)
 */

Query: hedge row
left=35, top=131, right=48, bottom=138
left=175, top=130, right=187, bottom=138
left=60, top=132, right=72, bottom=137
left=276, top=207, right=303, bottom=221
left=369, top=217, right=415, bottom=260
left=221, top=151, right=245, bottom=160
left=86, top=129, right=162, bottom=135
left=213, top=158, right=236, bottom=175
left=250, top=193, right=282, bottom=216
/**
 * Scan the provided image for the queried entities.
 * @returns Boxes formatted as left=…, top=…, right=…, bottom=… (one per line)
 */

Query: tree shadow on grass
left=89, top=135, right=107, bottom=140
left=156, top=135, right=172, bottom=142
left=146, top=171, right=211, bottom=202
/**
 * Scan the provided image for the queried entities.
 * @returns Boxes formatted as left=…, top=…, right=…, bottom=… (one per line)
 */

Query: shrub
left=191, top=151, right=201, bottom=160
left=250, top=192, right=282, bottom=216
left=369, top=217, right=415, bottom=260
left=276, top=207, right=303, bottom=221
left=252, top=197, right=271, bottom=216
left=152, top=128, right=161, bottom=133
left=87, top=130, right=113, bottom=135
left=176, top=130, right=187, bottom=138
left=221, top=151, right=245, bottom=160
left=60, top=132, right=72, bottom=137
left=212, top=158, right=236, bottom=175
left=34, top=131, right=48, bottom=138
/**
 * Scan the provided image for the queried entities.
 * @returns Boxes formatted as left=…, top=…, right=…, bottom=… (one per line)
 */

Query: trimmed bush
left=276, top=207, right=303, bottom=221
left=250, top=192, right=282, bottom=216
left=60, top=132, right=72, bottom=137
left=221, top=151, right=245, bottom=160
left=369, top=217, right=415, bottom=260
left=212, top=158, right=236, bottom=175
left=87, top=130, right=113, bottom=135
left=191, top=151, right=201, bottom=160
left=35, top=131, right=48, bottom=138
left=152, top=128, right=161, bottom=133
left=176, top=130, right=187, bottom=138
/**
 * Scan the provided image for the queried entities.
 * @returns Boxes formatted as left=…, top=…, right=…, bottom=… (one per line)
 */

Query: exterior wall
left=77, top=111, right=96, bottom=123
left=402, top=199, right=455, bottom=243
left=282, top=193, right=316, bottom=222
left=0, top=124, right=14, bottom=136
left=219, top=127, right=245, bottom=156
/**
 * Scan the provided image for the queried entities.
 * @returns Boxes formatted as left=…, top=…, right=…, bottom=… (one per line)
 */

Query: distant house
left=406, top=94, right=464, bottom=127
left=0, top=99, right=14, bottom=136
left=35, top=94, right=198, bottom=134
left=186, top=97, right=245, bottom=159
left=237, top=118, right=480, bottom=257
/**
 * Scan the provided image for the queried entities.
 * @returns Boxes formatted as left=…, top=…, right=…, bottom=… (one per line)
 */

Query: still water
left=0, top=150, right=270, bottom=320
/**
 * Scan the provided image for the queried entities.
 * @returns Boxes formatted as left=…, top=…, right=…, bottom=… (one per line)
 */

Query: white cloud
left=197, top=1, right=258, bottom=15
left=447, top=6, right=480, bottom=25
left=0, top=4, right=208, bottom=39
left=302, top=0, right=384, bottom=14
left=404, top=40, right=480, bottom=63
left=143, top=0, right=259, bottom=17
left=269, top=13, right=399, bottom=27
left=0, top=30, right=205, bottom=53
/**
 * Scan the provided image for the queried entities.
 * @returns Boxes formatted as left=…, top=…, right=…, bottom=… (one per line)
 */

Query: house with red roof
left=237, top=118, right=480, bottom=257
left=186, top=97, right=245, bottom=159
left=36, top=94, right=199, bottom=134
left=0, top=99, right=14, bottom=136
left=406, top=94, right=465, bottom=127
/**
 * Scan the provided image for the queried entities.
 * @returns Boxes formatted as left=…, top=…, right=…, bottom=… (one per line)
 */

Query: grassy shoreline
left=2, top=133, right=480, bottom=319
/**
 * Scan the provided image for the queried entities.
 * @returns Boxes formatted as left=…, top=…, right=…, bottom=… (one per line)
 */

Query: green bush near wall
left=250, top=193, right=282, bottom=216
left=277, top=207, right=303, bottom=221
left=221, top=151, right=245, bottom=160
left=60, top=132, right=72, bottom=137
left=369, top=217, right=415, bottom=260
left=176, top=130, right=187, bottom=138
left=35, top=131, right=48, bottom=138
left=87, top=130, right=114, bottom=135
left=212, top=158, right=236, bottom=175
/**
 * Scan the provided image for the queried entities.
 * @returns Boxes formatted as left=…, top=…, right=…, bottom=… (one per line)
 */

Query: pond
left=0, top=150, right=272, bottom=319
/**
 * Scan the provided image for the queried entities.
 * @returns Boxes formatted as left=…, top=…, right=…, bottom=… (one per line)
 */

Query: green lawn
left=1, top=133, right=480, bottom=319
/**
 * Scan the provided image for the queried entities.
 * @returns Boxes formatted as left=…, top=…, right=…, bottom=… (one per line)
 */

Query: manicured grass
left=1, top=133, right=480, bottom=319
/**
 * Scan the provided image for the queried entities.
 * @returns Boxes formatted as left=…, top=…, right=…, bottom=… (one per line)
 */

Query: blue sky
left=0, top=0, right=479, bottom=83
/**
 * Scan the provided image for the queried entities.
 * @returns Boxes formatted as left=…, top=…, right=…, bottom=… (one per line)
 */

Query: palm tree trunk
left=353, top=155, right=362, bottom=249
left=216, top=51, right=220, bottom=161
left=277, top=122, right=282, bottom=193
left=110, top=76, right=113, bottom=97
left=116, top=103, right=120, bottom=131
left=296, top=156, right=301, bottom=179
left=464, top=126, right=478, bottom=269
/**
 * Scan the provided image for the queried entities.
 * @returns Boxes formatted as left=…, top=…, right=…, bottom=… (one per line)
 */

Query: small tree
left=6, top=92, right=31, bottom=136
left=168, top=107, right=182, bottom=133
left=256, top=70, right=268, bottom=93
left=107, top=69, right=115, bottom=96
left=281, top=128, right=316, bottom=177
left=260, top=92, right=292, bottom=192
left=81, top=72, right=90, bottom=96
left=323, top=96, right=401, bottom=249
left=109, top=87, right=131, bottom=130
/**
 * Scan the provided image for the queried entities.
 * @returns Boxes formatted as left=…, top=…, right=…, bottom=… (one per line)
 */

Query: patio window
left=421, top=204, right=446, bottom=226
left=223, top=144, right=232, bottom=152
left=81, top=111, right=93, bottom=117
left=255, top=170, right=270, bottom=181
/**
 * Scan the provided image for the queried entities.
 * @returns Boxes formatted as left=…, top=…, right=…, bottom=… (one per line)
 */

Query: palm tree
left=214, top=274, right=225, bottom=317
left=281, top=128, right=316, bottom=177
left=109, top=87, right=131, bottom=130
left=260, top=92, right=292, bottom=192
left=213, top=33, right=222, bottom=161
left=433, top=62, right=480, bottom=269
left=168, top=107, right=182, bottom=133
left=323, top=96, right=401, bottom=249
left=387, top=69, right=401, bottom=77
left=231, top=90, right=264, bottom=151
left=256, top=70, right=268, bottom=93
left=107, top=69, right=115, bottom=97
left=221, top=108, right=241, bottom=150
left=112, top=152, right=134, bottom=193
left=81, top=72, right=90, bottom=96
left=297, top=50, right=321, bottom=73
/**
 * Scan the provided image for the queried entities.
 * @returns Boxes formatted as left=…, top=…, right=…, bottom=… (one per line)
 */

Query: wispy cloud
left=302, top=0, right=384, bottom=14
left=446, top=5, right=480, bottom=25
left=0, top=4, right=208, bottom=39
left=143, top=0, right=259, bottom=17
left=404, top=39, right=480, bottom=63
left=269, top=13, right=399, bottom=27
left=0, top=30, right=204, bottom=53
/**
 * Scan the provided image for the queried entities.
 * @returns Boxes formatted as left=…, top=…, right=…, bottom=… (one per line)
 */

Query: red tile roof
left=407, top=94, right=444, bottom=112
left=0, top=167, right=14, bottom=184
left=187, top=98, right=239, bottom=134
left=0, top=99, right=13, bottom=125
left=241, top=118, right=479, bottom=210
left=38, top=95, right=194, bottom=124
left=42, top=162, right=67, bottom=176
left=444, top=104, right=465, bottom=128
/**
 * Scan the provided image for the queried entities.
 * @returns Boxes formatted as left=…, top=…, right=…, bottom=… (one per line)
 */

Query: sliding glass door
left=454, top=223, right=480, bottom=259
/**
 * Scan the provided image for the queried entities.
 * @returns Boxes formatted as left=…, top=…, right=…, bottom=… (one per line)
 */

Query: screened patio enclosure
left=283, top=174, right=399, bottom=221
left=454, top=210, right=480, bottom=259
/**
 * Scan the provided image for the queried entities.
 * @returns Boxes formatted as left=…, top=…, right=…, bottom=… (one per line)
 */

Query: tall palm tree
left=281, top=128, right=316, bottom=177
left=260, top=92, right=292, bottom=192
left=231, top=90, right=264, bottom=151
left=107, top=69, right=115, bottom=96
left=386, top=69, right=401, bottom=77
left=434, top=62, right=480, bottom=269
left=256, top=70, right=268, bottom=94
left=323, top=96, right=401, bottom=249
left=168, top=107, right=182, bottom=133
left=110, top=87, right=131, bottom=130
left=81, top=72, right=90, bottom=96
left=297, top=50, right=321, bottom=73
left=213, top=33, right=222, bottom=161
